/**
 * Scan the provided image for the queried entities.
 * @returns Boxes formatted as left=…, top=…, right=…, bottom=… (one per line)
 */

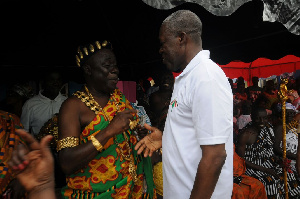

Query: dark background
left=1, top=0, right=300, bottom=84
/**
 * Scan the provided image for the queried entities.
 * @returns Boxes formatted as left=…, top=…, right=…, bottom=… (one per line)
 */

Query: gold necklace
left=84, top=85, right=138, bottom=182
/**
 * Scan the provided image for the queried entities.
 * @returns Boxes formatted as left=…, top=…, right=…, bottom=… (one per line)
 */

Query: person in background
left=237, top=100, right=252, bottom=130
left=262, top=79, right=279, bottom=111
left=0, top=83, right=34, bottom=118
left=135, top=10, right=233, bottom=199
left=235, top=81, right=248, bottom=103
left=20, top=68, right=67, bottom=136
left=237, top=106, right=300, bottom=198
left=228, top=78, right=235, bottom=94
left=232, top=144, right=267, bottom=199
left=245, top=76, right=263, bottom=103
left=274, top=103, right=299, bottom=175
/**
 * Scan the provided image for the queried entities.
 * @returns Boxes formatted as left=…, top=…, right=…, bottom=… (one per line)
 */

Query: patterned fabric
left=279, top=128, right=298, bottom=173
left=61, top=89, right=155, bottom=199
left=232, top=144, right=267, bottom=199
left=153, top=162, right=163, bottom=196
left=244, top=122, right=300, bottom=198
left=0, top=110, right=24, bottom=194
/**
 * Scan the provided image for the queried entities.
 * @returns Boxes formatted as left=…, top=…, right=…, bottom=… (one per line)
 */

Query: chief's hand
left=108, top=109, right=137, bottom=136
left=134, top=124, right=162, bottom=157
left=8, top=129, right=54, bottom=192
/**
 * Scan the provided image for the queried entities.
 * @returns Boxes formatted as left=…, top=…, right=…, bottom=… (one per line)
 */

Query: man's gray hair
left=162, top=10, right=202, bottom=44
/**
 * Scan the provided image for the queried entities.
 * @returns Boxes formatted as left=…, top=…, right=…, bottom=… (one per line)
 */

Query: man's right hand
left=134, top=124, right=162, bottom=157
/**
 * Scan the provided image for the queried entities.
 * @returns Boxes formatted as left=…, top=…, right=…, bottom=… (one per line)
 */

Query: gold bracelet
left=90, top=135, right=103, bottom=152
left=56, top=136, right=79, bottom=152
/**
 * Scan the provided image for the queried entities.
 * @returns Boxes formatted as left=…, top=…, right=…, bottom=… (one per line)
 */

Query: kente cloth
left=0, top=110, right=24, bottom=194
left=279, top=127, right=298, bottom=173
left=232, top=144, right=267, bottom=199
left=243, top=123, right=300, bottom=198
left=61, top=89, right=156, bottom=199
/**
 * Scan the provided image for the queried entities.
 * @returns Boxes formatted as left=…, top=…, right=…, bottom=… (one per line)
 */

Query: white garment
left=162, top=50, right=233, bottom=199
left=280, top=128, right=298, bottom=172
left=20, top=91, right=67, bottom=135
left=237, top=115, right=252, bottom=129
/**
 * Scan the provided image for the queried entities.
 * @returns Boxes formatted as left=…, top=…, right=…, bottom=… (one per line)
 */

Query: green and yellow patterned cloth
left=61, top=89, right=156, bottom=199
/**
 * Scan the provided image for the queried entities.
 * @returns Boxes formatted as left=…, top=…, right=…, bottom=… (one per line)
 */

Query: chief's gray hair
left=162, top=10, right=202, bottom=44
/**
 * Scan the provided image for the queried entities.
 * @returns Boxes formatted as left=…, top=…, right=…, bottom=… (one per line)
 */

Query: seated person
left=232, top=144, right=267, bottom=199
left=236, top=106, right=300, bottom=198
left=274, top=103, right=299, bottom=176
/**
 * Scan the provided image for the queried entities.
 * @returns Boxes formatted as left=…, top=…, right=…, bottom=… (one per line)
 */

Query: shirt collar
left=38, top=90, right=64, bottom=102
left=176, top=50, right=210, bottom=79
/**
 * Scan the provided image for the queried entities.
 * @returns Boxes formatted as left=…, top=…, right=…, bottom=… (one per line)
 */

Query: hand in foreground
left=8, top=129, right=54, bottom=193
left=134, top=123, right=162, bottom=157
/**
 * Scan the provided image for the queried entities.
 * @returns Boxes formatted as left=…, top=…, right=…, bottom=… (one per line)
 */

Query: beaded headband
left=75, top=40, right=112, bottom=67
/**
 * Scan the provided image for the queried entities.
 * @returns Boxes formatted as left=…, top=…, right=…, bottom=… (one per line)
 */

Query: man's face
left=159, top=24, right=183, bottom=72
left=286, top=109, right=295, bottom=122
left=253, top=110, right=268, bottom=127
left=44, top=72, right=63, bottom=95
left=89, top=49, right=119, bottom=94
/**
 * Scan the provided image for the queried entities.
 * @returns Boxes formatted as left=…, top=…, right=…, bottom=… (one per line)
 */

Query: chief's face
left=159, top=24, right=183, bottom=72
left=89, top=49, right=119, bottom=94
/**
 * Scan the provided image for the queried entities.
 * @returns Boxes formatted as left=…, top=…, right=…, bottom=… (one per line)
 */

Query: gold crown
left=75, top=40, right=112, bottom=67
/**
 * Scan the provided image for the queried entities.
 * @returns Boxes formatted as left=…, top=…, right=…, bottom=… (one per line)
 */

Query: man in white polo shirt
left=135, top=10, right=233, bottom=199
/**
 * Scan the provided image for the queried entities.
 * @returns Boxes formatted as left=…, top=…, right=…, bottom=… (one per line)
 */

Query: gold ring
left=129, top=119, right=138, bottom=130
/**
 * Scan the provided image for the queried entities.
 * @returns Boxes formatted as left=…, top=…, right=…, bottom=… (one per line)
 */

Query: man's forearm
left=59, top=128, right=112, bottom=175
left=189, top=152, right=226, bottom=199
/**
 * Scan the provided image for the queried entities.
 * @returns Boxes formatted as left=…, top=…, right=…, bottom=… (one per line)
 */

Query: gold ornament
left=95, top=41, right=101, bottom=49
left=90, top=135, right=103, bottom=151
left=75, top=40, right=111, bottom=67
left=129, top=119, right=138, bottom=130
left=89, top=44, right=95, bottom=53
left=56, top=136, right=79, bottom=152
left=83, top=47, right=88, bottom=56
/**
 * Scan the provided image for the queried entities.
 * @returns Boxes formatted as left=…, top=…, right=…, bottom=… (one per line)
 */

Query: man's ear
left=178, top=32, right=187, bottom=45
left=82, top=64, right=92, bottom=76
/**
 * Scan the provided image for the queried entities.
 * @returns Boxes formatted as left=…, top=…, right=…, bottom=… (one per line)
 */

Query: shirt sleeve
left=20, top=101, right=31, bottom=132
left=191, top=78, right=233, bottom=145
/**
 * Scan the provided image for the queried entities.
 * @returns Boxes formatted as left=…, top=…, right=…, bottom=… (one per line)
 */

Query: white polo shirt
left=21, top=91, right=67, bottom=135
left=162, top=50, right=233, bottom=199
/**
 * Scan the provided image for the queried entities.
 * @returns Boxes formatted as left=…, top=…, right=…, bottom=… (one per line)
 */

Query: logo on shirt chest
left=170, top=99, right=178, bottom=112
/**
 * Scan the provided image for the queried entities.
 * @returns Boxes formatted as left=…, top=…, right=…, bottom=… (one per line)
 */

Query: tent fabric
left=218, top=55, right=300, bottom=83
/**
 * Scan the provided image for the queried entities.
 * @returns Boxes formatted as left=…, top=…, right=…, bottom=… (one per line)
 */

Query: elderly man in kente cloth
left=57, top=40, right=155, bottom=199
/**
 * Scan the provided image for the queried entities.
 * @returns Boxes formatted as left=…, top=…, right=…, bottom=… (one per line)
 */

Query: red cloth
left=219, top=55, right=300, bottom=83
left=232, top=145, right=268, bottom=199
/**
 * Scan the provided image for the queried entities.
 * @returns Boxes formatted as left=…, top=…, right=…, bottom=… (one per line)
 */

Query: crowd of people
left=1, top=9, right=300, bottom=199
